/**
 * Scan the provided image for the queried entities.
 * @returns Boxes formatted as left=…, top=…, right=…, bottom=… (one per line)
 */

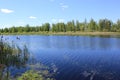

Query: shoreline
left=1, top=32, right=120, bottom=36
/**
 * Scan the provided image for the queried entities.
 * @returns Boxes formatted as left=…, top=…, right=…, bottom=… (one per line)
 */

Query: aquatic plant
left=0, top=36, right=56, bottom=80
left=17, top=63, right=55, bottom=80
left=0, top=36, right=30, bottom=80
left=17, top=70, right=54, bottom=80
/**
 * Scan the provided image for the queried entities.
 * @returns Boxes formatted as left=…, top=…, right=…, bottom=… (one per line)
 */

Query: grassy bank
left=1, top=31, right=120, bottom=36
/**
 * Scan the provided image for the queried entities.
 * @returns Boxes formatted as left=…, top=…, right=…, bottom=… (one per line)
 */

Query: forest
left=0, top=19, right=120, bottom=33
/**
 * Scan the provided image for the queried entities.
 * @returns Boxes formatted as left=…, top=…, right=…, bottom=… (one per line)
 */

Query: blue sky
left=0, top=0, right=120, bottom=28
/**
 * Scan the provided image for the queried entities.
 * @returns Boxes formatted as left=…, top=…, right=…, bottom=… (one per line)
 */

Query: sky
left=0, top=0, right=120, bottom=28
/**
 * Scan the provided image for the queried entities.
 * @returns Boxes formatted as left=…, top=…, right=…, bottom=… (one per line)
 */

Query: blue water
left=3, top=35, right=120, bottom=80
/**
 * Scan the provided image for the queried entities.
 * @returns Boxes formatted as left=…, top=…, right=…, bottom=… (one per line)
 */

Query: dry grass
left=1, top=31, right=120, bottom=36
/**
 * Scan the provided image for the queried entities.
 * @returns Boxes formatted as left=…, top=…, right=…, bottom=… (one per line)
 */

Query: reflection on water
left=4, top=35, right=120, bottom=80
left=0, top=36, right=30, bottom=80
left=6, top=35, right=120, bottom=51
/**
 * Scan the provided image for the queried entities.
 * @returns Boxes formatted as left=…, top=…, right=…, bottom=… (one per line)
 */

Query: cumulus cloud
left=0, top=8, right=14, bottom=13
left=29, top=16, right=37, bottom=19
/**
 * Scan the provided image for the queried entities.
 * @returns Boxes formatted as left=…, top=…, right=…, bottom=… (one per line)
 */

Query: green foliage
left=43, top=23, right=50, bottom=32
left=1, top=18, right=120, bottom=33
left=88, top=19, right=96, bottom=32
left=0, top=40, right=29, bottom=67
left=0, top=37, right=30, bottom=80
left=98, top=19, right=112, bottom=31
left=76, top=20, right=80, bottom=31
left=116, top=19, right=120, bottom=31
left=17, top=63, right=55, bottom=80
left=17, top=70, right=54, bottom=80
left=17, top=70, right=43, bottom=80
left=66, top=20, right=76, bottom=32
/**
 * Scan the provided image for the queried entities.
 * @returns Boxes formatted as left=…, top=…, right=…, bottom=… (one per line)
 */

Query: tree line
left=1, top=19, right=120, bottom=33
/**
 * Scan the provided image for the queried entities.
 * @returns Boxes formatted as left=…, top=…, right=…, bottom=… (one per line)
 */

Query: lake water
left=3, top=35, right=120, bottom=80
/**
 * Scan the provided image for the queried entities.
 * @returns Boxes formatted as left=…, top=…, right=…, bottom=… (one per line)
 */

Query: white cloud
left=61, top=5, right=69, bottom=10
left=0, top=9, right=14, bottom=13
left=60, top=3, right=69, bottom=10
left=29, top=16, right=37, bottom=19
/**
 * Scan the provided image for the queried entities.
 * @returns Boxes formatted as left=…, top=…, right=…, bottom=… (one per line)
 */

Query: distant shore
left=1, top=32, right=120, bottom=36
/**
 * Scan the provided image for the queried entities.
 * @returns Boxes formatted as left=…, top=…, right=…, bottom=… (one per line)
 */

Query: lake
left=3, top=35, right=120, bottom=80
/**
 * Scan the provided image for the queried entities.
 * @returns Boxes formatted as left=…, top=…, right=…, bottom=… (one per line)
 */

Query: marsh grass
left=0, top=36, right=30, bottom=80
left=1, top=31, right=120, bottom=36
